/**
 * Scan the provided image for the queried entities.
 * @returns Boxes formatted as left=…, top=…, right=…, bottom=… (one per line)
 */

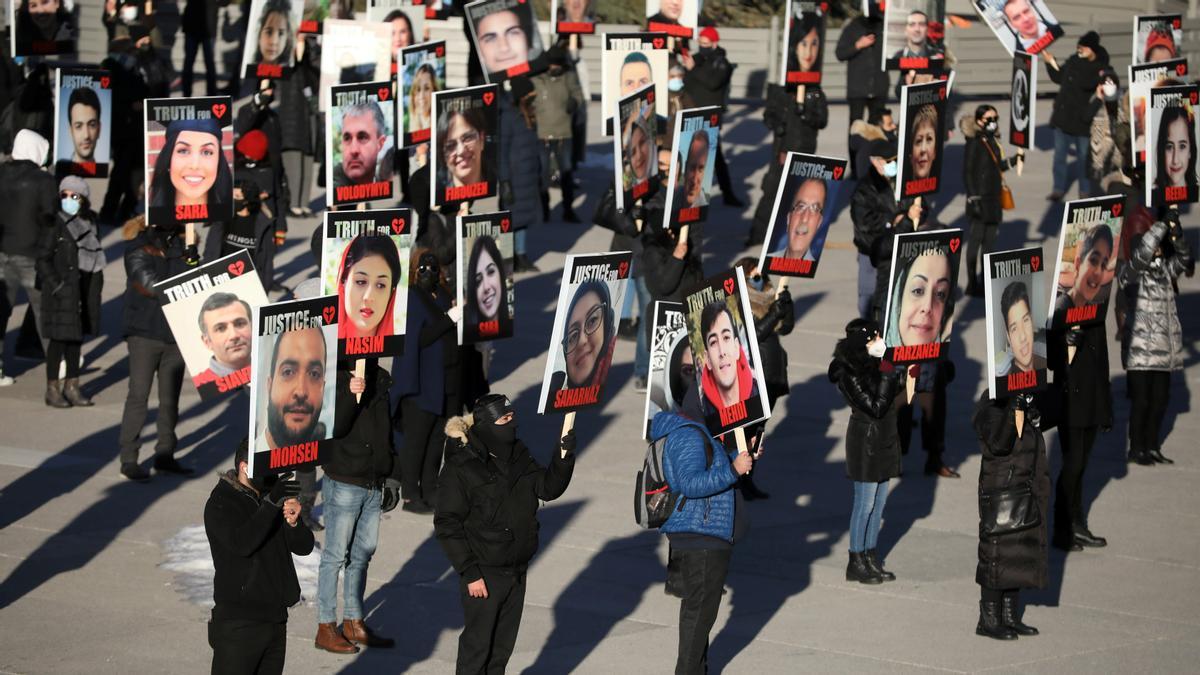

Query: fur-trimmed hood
left=445, top=414, right=474, bottom=443
left=849, top=119, right=887, bottom=143
left=959, top=114, right=981, bottom=139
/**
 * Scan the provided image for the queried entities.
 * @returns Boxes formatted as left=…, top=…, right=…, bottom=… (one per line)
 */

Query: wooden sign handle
left=774, top=276, right=790, bottom=299
left=185, top=222, right=195, bottom=247
left=734, top=427, right=748, bottom=455
left=569, top=34, right=579, bottom=51
left=560, top=412, right=576, bottom=459
left=353, top=359, right=365, bottom=403
left=1015, top=409, right=1025, bottom=439
left=459, top=201, right=470, bottom=217
left=795, top=85, right=805, bottom=103
left=678, top=224, right=689, bottom=242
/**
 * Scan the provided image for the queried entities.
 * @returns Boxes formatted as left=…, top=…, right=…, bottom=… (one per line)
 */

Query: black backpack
left=634, top=426, right=713, bottom=529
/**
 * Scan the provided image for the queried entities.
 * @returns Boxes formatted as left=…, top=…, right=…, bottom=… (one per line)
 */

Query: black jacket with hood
left=961, top=115, right=1018, bottom=225
left=683, top=46, right=734, bottom=109
left=835, top=16, right=889, bottom=100
left=1047, top=50, right=1108, bottom=137
left=203, top=471, right=314, bottom=623
left=828, top=340, right=904, bottom=482
left=434, top=414, right=575, bottom=582
left=322, top=363, right=402, bottom=487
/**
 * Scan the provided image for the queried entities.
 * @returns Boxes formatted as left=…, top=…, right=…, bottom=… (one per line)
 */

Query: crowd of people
left=0, top=3, right=1194, bottom=674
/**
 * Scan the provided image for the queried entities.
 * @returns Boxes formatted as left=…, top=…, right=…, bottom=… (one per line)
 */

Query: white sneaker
left=0, top=375, right=14, bottom=386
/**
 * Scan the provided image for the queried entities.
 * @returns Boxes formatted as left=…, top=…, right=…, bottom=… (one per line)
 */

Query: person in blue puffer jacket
left=650, top=389, right=752, bottom=675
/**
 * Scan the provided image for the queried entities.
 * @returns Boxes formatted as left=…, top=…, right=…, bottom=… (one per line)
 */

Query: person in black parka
left=972, top=392, right=1050, bottom=640
left=435, top=394, right=575, bottom=675
left=828, top=318, right=908, bottom=585
left=962, top=105, right=1023, bottom=295
left=835, top=13, right=889, bottom=174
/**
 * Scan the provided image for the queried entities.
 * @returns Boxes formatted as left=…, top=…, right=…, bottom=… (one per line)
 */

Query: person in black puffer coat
left=277, top=35, right=319, bottom=216
left=435, top=395, right=575, bottom=675
left=749, top=83, right=829, bottom=245
left=641, top=144, right=705, bottom=307
left=499, top=77, right=544, bottom=272
left=205, top=440, right=313, bottom=673
left=36, top=176, right=104, bottom=408
left=592, top=177, right=652, bottom=386
left=1042, top=32, right=1108, bottom=200
left=962, top=105, right=1023, bottom=295
left=117, top=215, right=194, bottom=481
left=971, top=392, right=1051, bottom=640
left=682, top=26, right=742, bottom=206
left=835, top=13, right=889, bottom=173
left=828, top=318, right=908, bottom=585
left=851, top=138, right=919, bottom=324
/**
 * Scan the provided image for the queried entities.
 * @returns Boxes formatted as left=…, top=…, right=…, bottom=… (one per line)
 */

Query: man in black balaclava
left=434, top=394, right=576, bottom=674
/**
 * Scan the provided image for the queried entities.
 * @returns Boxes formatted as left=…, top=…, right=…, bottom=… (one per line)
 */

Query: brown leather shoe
left=314, top=622, right=359, bottom=654
left=340, top=618, right=395, bottom=648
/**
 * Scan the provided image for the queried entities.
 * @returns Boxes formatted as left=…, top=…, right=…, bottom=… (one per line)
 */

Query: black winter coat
left=828, top=342, right=903, bottom=482
left=202, top=210, right=276, bottom=288
left=122, top=226, right=190, bottom=342
left=276, top=41, right=318, bottom=154
left=235, top=100, right=291, bottom=217
left=763, top=83, right=829, bottom=156
left=36, top=214, right=102, bottom=342
left=851, top=172, right=899, bottom=258
left=973, top=396, right=1050, bottom=590
left=1047, top=53, right=1106, bottom=137
left=641, top=189, right=704, bottom=303
left=0, top=159, right=57, bottom=257
left=684, top=47, right=734, bottom=109
left=204, top=472, right=315, bottom=623
left=835, top=17, right=889, bottom=100
left=434, top=415, right=575, bottom=582
left=1048, top=322, right=1112, bottom=429
left=498, top=96, right=544, bottom=231
left=750, top=285, right=794, bottom=403
left=961, top=117, right=1018, bottom=225
left=323, top=364, right=402, bottom=487
left=592, top=180, right=646, bottom=272
left=182, top=0, right=222, bottom=38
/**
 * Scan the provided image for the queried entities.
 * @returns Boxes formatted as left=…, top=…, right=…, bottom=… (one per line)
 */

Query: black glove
left=1064, top=327, right=1083, bottom=347
left=559, top=428, right=577, bottom=455
left=381, top=478, right=401, bottom=513
left=183, top=243, right=201, bottom=266
left=266, top=472, right=300, bottom=507
left=772, top=288, right=792, bottom=313
left=1013, top=393, right=1032, bottom=411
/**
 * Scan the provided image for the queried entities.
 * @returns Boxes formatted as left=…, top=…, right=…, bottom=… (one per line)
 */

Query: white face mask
left=985, top=121, right=998, bottom=133
left=867, top=337, right=887, bottom=358
left=120, top=6, right=138, bottom=22
left=1101, top=82, right=1118, bottom=99
left=882, top=161, right=898, bottom=178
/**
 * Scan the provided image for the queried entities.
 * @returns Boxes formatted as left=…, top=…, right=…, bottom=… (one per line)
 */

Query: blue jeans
left=849, top=480, right=890, bottom=552
left=514, top=228, right=527, bottom=255
left=633, top=277, right=650, bottom=379
left=857, top=253, right=874, bottom=320
left=317, top=478, right=381, bottom=624
left=1052, top=128, right=1091, bottom=196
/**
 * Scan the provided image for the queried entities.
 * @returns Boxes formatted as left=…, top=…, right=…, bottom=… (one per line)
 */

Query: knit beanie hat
left=1077, top=31, right=1101, bottom=52
left=699, top=26, right=720, bottom=43
left=59, top=175, right=90, bottom=200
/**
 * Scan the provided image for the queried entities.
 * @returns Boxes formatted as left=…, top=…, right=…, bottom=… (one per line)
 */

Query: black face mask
left=234, top=198, right=247, bottom=212
left=416, top=254, right=440, bottom=292
left=473, top=420, right=518, bottom=461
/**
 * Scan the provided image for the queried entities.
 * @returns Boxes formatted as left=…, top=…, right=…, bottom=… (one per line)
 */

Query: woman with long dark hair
left=149, top=118, right=233, bottom=217
left=337, top=235, right=402, bottom=339
left=464, top=235, right=511, bottom=339
left=253, top=0, right=295, bottom=65
left=962, top=104, right=1022, bottom=295
left=1153, top=104, right=1197, bottom=192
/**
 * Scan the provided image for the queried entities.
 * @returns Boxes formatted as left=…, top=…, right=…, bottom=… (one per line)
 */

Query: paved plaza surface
left=0, top=97, right=1198, bottom=674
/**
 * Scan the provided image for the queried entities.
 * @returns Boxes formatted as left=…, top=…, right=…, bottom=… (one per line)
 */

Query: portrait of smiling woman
left=886, top=248, right=956, bottom=347
left=1153, top=104, right=1197, bottom=192
left=907, top=103, right=939, bottom=181
left=149, top=118, right=233, bottom=219
left=788, top=9, right=824, bottom=74
left=337, top=235, right=402, bottom=340
left=555, top=280, right=616, bottom=390
left=465, top=234, right=512, bottom=333
left=407, top=63, right=438, bottom=135
left=437, top=107, right=492, bottom=189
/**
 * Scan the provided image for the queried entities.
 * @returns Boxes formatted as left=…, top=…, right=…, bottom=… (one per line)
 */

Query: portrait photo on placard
left=1134, top=14, right=1182, bottom=64
left=537, top=252, right=633, bottom=414
left=664, top=106, right=721, bottom=229
left=465, top=0, right=545, bottom=82
left=11, top=0, right=77, bottom=56
left=425, top=0, right=455, bottom=20
left=54, top=68, right=112, bottom=178
left=553, top=0, right=595, bottom=35
left=1128, top=59, right=1187, bottom=165
left=683, top=268, right=771, bottom=436
left=248, top=296, right=339, bottom=478
left=895, top=79, right=948, bottom=200
left=614, top=83, right=659, bottom=210
left=400, top=41, right=445, bottom=146
left=646, top=0, right=697, bottom=39
left=144, top=97, right=234, bottom=227
left=430, top=84, right=499, bottom=207
left=984, top=247, right=1048, bottom=399
left=972, top=0, right=1062, bottom=55
left=601, top=33, right=669, bottom=136
left=241, top=0, right=304, bottom=78
left=883, top=0, right=945, bottom=72
left=643, top=301, right=689, bottom=439
left=1049, top=195, right=1123, bottom=329
left=318, top=18, right=392, bottom=111
left=320, top=208, right=413, bottom=358
left=327, top=81, right=396, bottom=207
left=367, top=0, right=426, bottom=55
left=456, top=211, right=515, bottom=344
left=760, top=153, right=847, bottom=279
left=1009, top=51, right=1036, bottom=148
left=155, top=251, right=269, bottom=400
left=782, top=1, right=826, bottom=86
left=1145, top=84, right=1199, bottom=207
left=882, top=228, right=963, bottom=364
left=298, top=0, right=325, bottom=33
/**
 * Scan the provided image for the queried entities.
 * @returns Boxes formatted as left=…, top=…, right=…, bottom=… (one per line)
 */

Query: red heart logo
left=938, top=88, right=946, bottom=100
left=378, top=87, right=390, bottom=101
left=1177, top=63, right=1187, bottom=76
left=517, top=0, right=525, bottom=3
left=948, top=237, right=961, bottom=253
left=710, top=114, right=718, bottom=126
left=500, top=218, right=511, bottom=232
left=322, top=306, right=336, bottom=324
left=618, top=261, right=629, bottom=278
left=723, top=278, right=735, bottom=295
left=391, top=217, right=406, bottom=234
left=99, top=76, right=110, bottom=88
left=211, top=103, right=227, bottom=119
left=1112, top=202, right=1122, bottom=217
left=646, top=91, right=655, bottom=103
left=482, top=91, right=495, bottom=106
left=832, top=165, right=844, bottom=180
left=1174, top=18, right=1182, bottom=28
left=435, top=45, right=444, bottom=57
left=1030, top=255, right=1040, bottom=272
left=652, top=38, right=664, bottom=49
left=820, top=2, right=828, bottom=10
left=227, top=260, right=245, bottom=276
left=1191, top=92, right=1198, bottom=105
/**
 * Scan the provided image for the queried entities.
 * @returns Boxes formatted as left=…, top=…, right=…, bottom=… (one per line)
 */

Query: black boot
left=1073, top=523, right=1107, bottom=548
left=846, top=552, right=882, bottom=584
left=63, top=378, right=94, bottom=406
left=976, top=600, right=1018, bottom=640
left=739, top=474, right=770, bottom=501
left=1147, top=447, right=1174, bottom=464
left=1129, top=446, right=1155, bottom=466
left=864, top=549, right=896, bottom=581
left=1001, top=592, right=1038, bottom=636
